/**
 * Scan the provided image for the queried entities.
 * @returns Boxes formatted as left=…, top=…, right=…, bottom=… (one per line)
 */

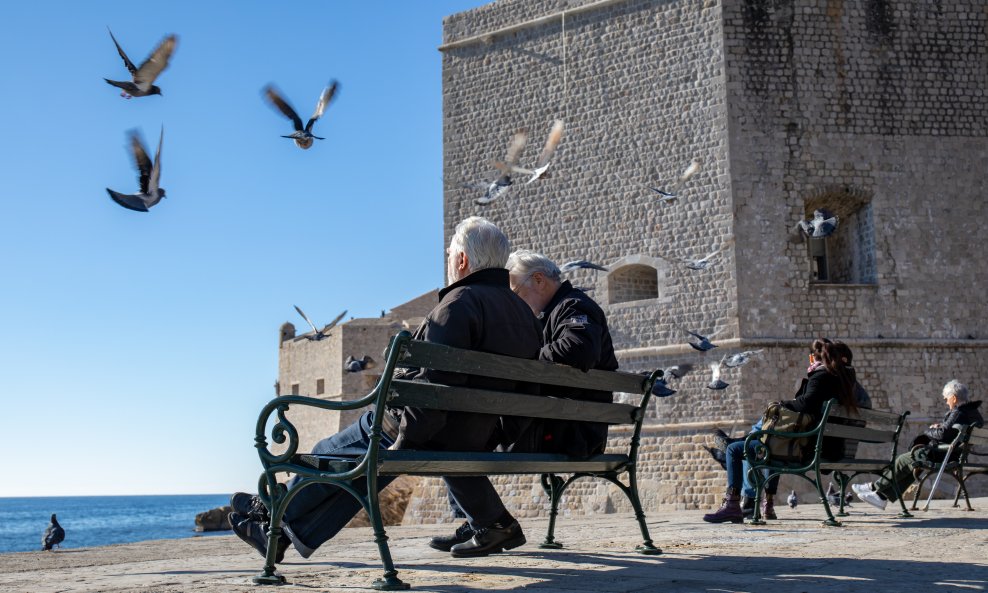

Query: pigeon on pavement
left=42, top=514, right=65, bottom=551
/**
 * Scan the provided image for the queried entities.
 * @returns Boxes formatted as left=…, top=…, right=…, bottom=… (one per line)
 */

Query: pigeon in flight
left=640, top=158, right=702, bottom=201
left=560, top=260, right=608, bottom=273
left=42, top=514, right=65, bottom=551
left=706, top=362, right=729, bottom=390
left=510, top=119, right=564, bottom=183
left=798, top=209, right=839, bottom=238
left=468, top=129, right=528, bottom=205
left=263, top=81, right=338, bottom=150
left=658, top=240, right=732, bottom=271
left=650, top=364, right=693, bottom=397
left=720, top=349, right=764, bottom=369
left=686, top=329, right=720, bottom=352
left=787, top=490, right=798, bottom=509
left=345, top=355, right=376, bottom=373
left=104, top=28, right=177, bottom=99
left=106, top=127, right=166, bottom=212
left=293, top=306, right=346, bottom=340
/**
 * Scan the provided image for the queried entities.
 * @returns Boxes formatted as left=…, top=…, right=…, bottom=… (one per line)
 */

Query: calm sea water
left=0, top=494, right=231, bottom=554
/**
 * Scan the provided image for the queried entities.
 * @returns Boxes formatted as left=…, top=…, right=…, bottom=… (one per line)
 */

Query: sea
left=0, top=494, right=232, bottom=554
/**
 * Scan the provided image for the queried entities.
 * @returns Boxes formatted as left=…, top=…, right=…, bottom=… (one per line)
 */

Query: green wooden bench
left=911, top=424, right=988, bottom=511
left=745, top=400, right=912, bottom=525
left=251, top=330, right=665, bottom=589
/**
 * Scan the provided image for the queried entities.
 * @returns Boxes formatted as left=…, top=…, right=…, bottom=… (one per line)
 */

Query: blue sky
left=0, top=1, right=486, bottom=497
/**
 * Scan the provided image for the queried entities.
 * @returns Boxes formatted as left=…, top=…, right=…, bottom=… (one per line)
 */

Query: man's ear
left=457, top=251, right=469, bottom=273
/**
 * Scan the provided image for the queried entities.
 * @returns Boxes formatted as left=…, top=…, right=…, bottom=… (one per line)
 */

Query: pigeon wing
left=676, top=158, right=702, bottom=185
left=148, top=127, right=163, bottom=195
left=503, top=129, right=528, bottom=168
left=106, top=189, right=150, bottom=212
left=293, top=305, right=319, bottom=333
left=305, top=80, right=338, bottom=133
left=128, top=130, right=152, bottom=193
left=107, top=28, right=138, bottom=76
left=323, top=309, right=347, bottom=332
left=134, top=34, right=177, bottom=85
left=534, top=119, right=564, bottom=168
left=264, top=86, right=304, bottom=132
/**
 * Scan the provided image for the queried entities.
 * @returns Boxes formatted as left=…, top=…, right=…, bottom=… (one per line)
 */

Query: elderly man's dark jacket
left=387, top=267, right=542, bottom=451
left=912, top=400, right=984, bottom=461
left=535, top=281, right=618, bottom=457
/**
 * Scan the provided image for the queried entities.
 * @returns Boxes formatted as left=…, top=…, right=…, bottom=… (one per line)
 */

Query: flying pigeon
left=650, top=364, right=693, bottom=397
left=263, top=81, right=338, bottom=150
left=345, top=355, right=375, bottom=373
left=658, top=240, right=732, bottom=271
left=705, top=446, right=728, bottom=471
left=104, top=28, right=177, bottom=98
left=293, top=306, right=346, bottom=340
left=42, top=514, right=65, bottom=551
left=720, top=349, right=764, bottom=369
left=798, top=209, right=839, bottom=238
left=510, top=119, right=564, bottom=183
left=646, top=158, right=702, bottom=201
left=468, top=129, right=528, bottom=205
left=106, top=127, right=166, bottom=212
left=787, top=490, right=798, bottom=509
left=560, top=260, right=608, bottom=273
left=686, top=329, right=720, bottom=352
left=825, top=482, right=841, bottom=506
left=706, top=362, right=729, bottom=390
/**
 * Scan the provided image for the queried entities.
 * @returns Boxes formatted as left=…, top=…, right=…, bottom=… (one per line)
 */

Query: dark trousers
left=282, top=411, right=395, bottom=556
left=728, top=440, right=779, bottom=495
left=444, top=476, right=508, bottom=529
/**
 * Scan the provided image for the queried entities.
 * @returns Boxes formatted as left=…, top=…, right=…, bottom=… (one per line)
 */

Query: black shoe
left=429, top=521, right=475, bottom=552
left=449, top=520, right=526, bottom=558
left=229, top=512, right=288, bottom=564
left=231, top=492, right=270, bottom=523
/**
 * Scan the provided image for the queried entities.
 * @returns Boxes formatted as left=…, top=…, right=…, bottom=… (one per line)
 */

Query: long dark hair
left=811, top=338, right=858, bottom=412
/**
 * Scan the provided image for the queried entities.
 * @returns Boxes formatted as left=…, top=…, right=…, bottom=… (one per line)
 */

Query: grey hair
left=449, top=216, right=510, bottom=273
left=943, top=379, right=969, bottom=402
left=506, top=249, right=561, bottom=282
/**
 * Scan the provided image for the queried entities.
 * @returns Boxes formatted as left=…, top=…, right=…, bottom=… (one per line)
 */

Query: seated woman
left=703, top=338, right=860, bottom=523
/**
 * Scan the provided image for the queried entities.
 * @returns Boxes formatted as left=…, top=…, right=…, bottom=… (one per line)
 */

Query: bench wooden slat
left=822, top=423, right=898, bottom=442
left=398, top=340, right=647, bottom=394
left=829, top=406, right=904, bottom=426
left=820, top=458, right=899, bottom=471
left=388, top=380, right=639, bottom=425
left=966, top=427, right=988, bottom=448
left=296, top=452, right=630, bottom=476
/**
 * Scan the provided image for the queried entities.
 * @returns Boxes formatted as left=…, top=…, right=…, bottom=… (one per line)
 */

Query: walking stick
left=922, top=425, right=963, bottom=511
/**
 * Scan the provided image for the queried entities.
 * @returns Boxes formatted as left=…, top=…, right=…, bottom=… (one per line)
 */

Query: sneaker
left=229, top=512, right=289, bottom=563
left=429, top=521, right=475, bottom=552
left=852, top=483, right=888, bottom=511
left=231, top=492, right=270, bottom=523
left=449, top=520, right=526, bottom=558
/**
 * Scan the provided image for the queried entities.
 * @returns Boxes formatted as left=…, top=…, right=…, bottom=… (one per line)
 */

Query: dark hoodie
left=913, top=400, right=984, bottom=462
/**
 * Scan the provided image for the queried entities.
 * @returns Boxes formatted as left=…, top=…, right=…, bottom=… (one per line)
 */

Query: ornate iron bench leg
left=955, top=473, right=974, bottom=511
left=539, top=474, right=565, bottom=549
left=602, top=471, right=661, bottom=555
left=815, top=469, right=842, bottom=526
left=910, top=472, right=927, bottom=510
left=367, top=483, right=409, bottom=590
left=834, top=472, right=850, bottom=517
left=254, top=479, right=287, bottom=585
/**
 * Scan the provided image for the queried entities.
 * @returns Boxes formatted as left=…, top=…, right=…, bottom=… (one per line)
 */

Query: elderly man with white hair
left=853, top=379, right=983, bottom=510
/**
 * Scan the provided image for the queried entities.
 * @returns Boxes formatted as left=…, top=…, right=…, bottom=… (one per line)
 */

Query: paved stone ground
left=3, top=498, right=987, bottom=593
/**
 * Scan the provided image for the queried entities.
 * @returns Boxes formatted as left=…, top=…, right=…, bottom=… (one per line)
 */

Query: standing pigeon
left=825, top=482, right=841, bottom=506
left=293, top=306, right=346, bottom=340
left=798, top=209, right=839, bottom=238
left=706, top=362, right=729, bottom=390
left=344, top=355, right=375, bottom=373
left=686, top=329, right=720, bottom=352
left=468, top=129, right=528, bottom=205
left=263, top=82, right=338, bottom=149
left=106, top=127, right=166, bottom=212
left=104, top=28, right=177, bottom=98
left=787, top=490, right=798, bottom=509
left=42, top=514, right=65, bottom=551
left=720, top=349, right=764, bottom=369
left=511, top=119, right=564, bottom=183
left=560, top=260, right=608, bottom=273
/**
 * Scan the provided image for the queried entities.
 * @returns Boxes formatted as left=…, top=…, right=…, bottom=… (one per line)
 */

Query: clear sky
left=0, top=0, right=487, bottom=497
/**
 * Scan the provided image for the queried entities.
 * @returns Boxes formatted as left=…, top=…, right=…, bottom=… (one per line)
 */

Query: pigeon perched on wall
left=686, top=329, right=720, bottom=352
left=634, top=158, right=702, bottom=202
left=293, top=306, right=346, bottom=340
left=787, top=490, right=798, bottom=509
left=104, top=28, right=177, bottom=98
left=798, top=209, right=839, bottom=238
left=42, top=514, right=65, bottom=551
left=263, top=82, right=338, bottom=149
left=560, top=260, right=608, bottom=273
left=468, top=129, right=528, bottom=205
left=720, top=349, right=764, bottom=369
left=706, top=362, right=729, bottom=390
left=345, top=355, right=375, bottom=373
left=106, top=127, right=166, bottom=212
left=510, top=119, right=564, bottom=183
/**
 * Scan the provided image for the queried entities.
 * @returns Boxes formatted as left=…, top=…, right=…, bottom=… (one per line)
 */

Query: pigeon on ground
left=104, top=28, right=177, bottom=98
left=263, top=82, right=338, bottom=149
left=645, top=158, right=702, bottom=201
left=720, top=349, right=764, bottom=369
left=845, top=492, right=854, bottom=505
left=42, top=514, right=65, bottom=551
left=106, top=127, right=166, bottom=212
left=706, top=362, right=729, bottom=390
left=686, top=329, right=720, bottom=352
left=787, top=490, right=798, bottom=509
left=345, top=355, right=375, bottom=373
left=293, top=306, right=346, bottom=341
left=798, top=209, right=839, bottom=238
left=825, top=482, right=841, bottom=506
left=468, top=129, right=528, bottom=205
left=560, top=260, right=608, bottom=273
left=658, top=240, right=733, bottom=271
left=510, top=119, right=564, bottom=183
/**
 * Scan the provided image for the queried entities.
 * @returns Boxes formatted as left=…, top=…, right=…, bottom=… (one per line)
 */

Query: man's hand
left=929, top=423, right=941, bottom=429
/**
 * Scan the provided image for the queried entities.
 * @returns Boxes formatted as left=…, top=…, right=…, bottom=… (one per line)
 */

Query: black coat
left=912, top=400, right=984, bottom=461
left=782, top=367, right=853, bottom=461
left=534, top=281, right=618, bottom=457
left=389, top=267, right=542, bottom=451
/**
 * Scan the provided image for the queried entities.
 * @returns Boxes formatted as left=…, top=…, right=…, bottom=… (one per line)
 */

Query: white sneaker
left=852, top=483, right=888, bottom=511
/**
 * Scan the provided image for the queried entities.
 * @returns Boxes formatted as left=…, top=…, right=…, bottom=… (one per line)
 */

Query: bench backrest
left=961, top=425, right=988, bottom=459
left=823, top=406, right=907, bottom=444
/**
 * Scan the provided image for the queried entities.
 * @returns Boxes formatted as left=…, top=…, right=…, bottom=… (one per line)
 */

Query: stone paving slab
left=2, top=498, right=987, bottom=593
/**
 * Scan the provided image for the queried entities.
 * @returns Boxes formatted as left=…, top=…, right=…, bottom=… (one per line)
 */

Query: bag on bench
left=759, top=402, right=814, bottom=462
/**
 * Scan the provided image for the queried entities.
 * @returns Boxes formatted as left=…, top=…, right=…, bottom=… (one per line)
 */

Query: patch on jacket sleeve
left=565, top=314, right=589, bottom=326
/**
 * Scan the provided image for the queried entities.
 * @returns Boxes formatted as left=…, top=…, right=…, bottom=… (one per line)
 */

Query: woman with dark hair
left=703, top=338, right=859, bottom=523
